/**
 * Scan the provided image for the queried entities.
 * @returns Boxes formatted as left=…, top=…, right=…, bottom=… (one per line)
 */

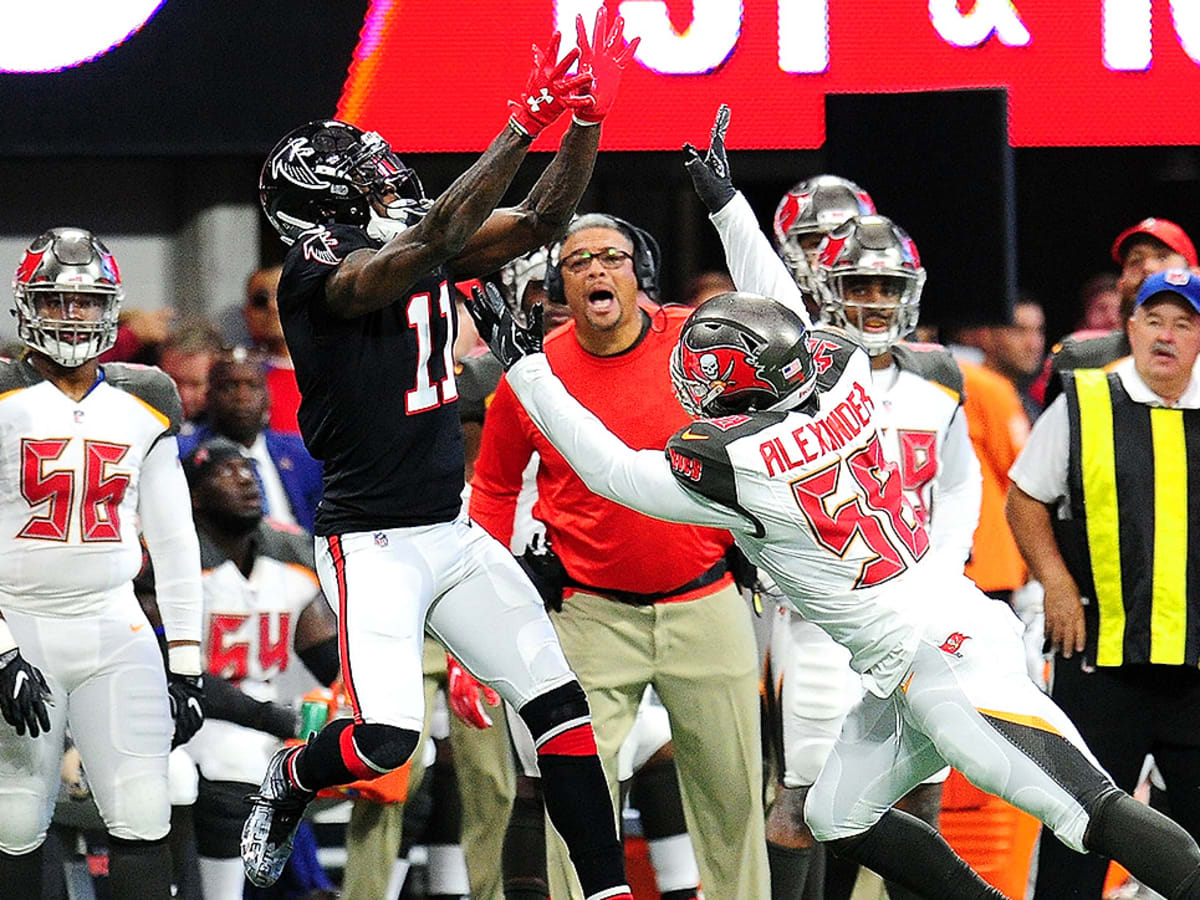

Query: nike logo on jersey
left=680, top=429, right=709, bottom=441
left=130, top=623, right=144, bottom=632
left=12, top=670, right=27, bottom=699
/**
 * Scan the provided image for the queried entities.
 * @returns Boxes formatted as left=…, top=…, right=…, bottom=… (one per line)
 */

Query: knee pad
left=0, top=780, right=51, bottom=854
left=519, top=681, right=590, bottom=747
left=350, top=722, right=420, bottom=773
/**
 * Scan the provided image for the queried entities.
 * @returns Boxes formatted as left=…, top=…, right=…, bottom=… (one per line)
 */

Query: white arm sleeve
left=709, top=191, right=813, bottom=327
left=929, top=409, right=982, bottom=569
left=1009, top=395, right=1070, bottom=504
left=505, top=356, right=751, bottom=532
left=138, top=436, right=203, bottom=654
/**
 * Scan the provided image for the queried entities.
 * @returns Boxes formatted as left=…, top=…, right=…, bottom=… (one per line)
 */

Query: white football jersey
left=186, top=522, right=322, bottom=783
left=870, top=345, right=980, bottom=567
left=507, top=336, right=981, bottom=697
left=0, top=359, right=181, bottom=613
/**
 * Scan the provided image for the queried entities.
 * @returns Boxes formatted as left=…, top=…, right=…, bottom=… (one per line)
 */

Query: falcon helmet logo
left=300, top=227, right=341, bottom=267
left=272, top=138, right=331, bottom=191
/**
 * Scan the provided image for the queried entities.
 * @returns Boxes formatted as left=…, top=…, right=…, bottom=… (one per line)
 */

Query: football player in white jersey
left=0, top=228, right=204, bottom=898
left=765, top=212, right=982, bottom=897
left=462, top=140, right=1200, bottom=900
left=177, top=436, right=341, bottom=898
left=772, top=173, right=875, bottom=318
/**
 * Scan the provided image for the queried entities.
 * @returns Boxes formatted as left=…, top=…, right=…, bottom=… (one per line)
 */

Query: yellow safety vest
left=1057, top=368, right=1200, bottom=667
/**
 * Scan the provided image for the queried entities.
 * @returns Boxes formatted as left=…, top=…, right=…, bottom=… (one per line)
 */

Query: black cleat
left=241, top=745, right=316, bottom=887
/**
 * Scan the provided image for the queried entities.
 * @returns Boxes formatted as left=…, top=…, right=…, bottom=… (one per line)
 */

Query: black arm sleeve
left=200, top=674, right=298, bottom=739
left=297, top=636, right=340, bottom=687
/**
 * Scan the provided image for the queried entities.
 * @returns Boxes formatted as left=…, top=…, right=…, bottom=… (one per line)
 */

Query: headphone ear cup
left=545, top=256, right=565, bottom=306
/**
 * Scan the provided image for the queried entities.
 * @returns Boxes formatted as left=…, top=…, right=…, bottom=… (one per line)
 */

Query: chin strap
left=366, top=213, right=411, bottom=243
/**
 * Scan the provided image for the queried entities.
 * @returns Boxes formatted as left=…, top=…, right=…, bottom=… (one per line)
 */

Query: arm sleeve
left=201, top=674, right=298, bottom=739
left=708, top=191, right=813, bottom=327
left=468, top=375, right=536, bottom=547
left=138, top=436, right=203, bottom=651
left=1008, top=395, right=1070, bottom=504
left=505, top=356, right=751, bottom=531
left=929, top=410, right=982, bottom=569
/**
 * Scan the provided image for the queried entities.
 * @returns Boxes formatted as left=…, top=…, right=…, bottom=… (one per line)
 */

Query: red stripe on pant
left=328, top=535, right=363, bottom=722
left=538, top=722, right=598, bottom=757
left=337, top=721, right=378, bottom=781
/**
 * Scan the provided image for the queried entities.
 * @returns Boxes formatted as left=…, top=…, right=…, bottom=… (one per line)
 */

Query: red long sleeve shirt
left=470, top=307, right=733, bottom=596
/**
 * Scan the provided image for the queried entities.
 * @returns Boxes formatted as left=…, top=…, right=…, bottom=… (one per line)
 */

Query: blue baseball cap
left=1135, top=268, right=1200, bottom=314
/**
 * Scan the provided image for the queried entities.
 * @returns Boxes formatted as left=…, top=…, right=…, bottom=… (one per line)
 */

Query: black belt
left=569, top=559, right=729, bottom=607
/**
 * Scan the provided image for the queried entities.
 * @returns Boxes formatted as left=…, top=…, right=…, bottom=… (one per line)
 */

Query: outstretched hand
left=467, top=282, right=543, bottom=370
left=683, top=104, right=736, bottom=213
left=571, top=6, right=640, bottom=125
left=508, top=31, right=594, bottom=138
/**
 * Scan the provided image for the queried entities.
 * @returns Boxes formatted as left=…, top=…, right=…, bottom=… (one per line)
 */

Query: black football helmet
left=259, top=120, right=427, bottom=245
left=671, top=292, right=817, bottom=418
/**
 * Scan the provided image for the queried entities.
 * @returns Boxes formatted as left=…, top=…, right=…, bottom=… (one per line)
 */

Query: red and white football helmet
left=815, top=215, right=925, bottom=356
left=12, top=227, right=123, bottom=367
left=774, top=175, right=875, bottom=296
left=671, top=292, right=817, bottom=418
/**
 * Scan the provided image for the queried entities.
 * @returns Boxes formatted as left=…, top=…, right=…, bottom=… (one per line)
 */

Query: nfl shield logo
left=374, top=532, right=389, bottom=548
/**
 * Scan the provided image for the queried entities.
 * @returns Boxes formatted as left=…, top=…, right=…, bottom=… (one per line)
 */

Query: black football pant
left=1033, top=657, right=1200, bottom=900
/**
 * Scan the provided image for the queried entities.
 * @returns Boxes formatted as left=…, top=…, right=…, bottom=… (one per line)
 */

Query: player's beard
left=209, top=507, right=262, bottom=536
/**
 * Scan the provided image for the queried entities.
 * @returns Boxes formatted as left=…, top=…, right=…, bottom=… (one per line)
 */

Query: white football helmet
left=815, top=215, right=925, bottom=356
left=773, top=175, right=875, bottom=296
left=12, top=227, right=123, bottom=367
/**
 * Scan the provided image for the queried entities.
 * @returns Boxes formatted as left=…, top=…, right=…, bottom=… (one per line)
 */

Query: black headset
left=545, top=213, right=662, bottom=305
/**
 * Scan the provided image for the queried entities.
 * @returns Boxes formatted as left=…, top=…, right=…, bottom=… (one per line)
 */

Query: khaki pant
left=342, top=637, right=515, bottom=900
left=547, top=583, right=769, bottom=900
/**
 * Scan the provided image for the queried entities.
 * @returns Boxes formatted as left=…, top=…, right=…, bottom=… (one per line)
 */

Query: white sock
left=426, top=843, right=470, bottom=894
left=649, top=832, right=701, bottom=893
left=198, top=855, right=246, bottom=899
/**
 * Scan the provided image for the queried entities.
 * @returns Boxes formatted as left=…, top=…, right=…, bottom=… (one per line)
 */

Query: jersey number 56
left=18, top=438, right=131, bottom=542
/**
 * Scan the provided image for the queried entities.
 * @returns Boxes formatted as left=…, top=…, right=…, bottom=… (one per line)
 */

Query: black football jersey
left=278, top=224, right=464, bottom=535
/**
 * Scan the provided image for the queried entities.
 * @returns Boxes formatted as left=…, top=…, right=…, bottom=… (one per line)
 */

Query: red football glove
left=508, top=31, right=594, bottom=138
left=446, top=655, right=500, bottom=729
left=572, top=6, right=640, bottom=126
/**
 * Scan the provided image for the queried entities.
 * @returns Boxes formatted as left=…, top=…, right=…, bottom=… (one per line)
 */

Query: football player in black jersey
left=242, top=12, right=640, bottom=898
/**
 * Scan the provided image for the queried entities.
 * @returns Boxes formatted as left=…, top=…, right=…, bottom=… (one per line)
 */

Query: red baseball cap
left=1111, top=217, right=1198, bottom=267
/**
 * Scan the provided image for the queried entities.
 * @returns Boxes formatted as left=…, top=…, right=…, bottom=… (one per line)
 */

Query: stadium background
left=0, top=0, right=1197, bottom=343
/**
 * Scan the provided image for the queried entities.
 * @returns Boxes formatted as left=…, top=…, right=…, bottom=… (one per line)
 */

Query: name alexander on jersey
left=759, top=379, right=874, bottom=477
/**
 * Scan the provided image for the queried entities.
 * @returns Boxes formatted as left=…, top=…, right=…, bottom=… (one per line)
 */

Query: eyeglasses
left=561, top=248, right=633, bottom=275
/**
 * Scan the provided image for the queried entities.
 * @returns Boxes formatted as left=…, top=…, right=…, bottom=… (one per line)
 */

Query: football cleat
left=241, top=745, right=316, bottom=887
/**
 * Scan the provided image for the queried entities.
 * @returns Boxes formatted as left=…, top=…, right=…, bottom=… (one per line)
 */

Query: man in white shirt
left=1008, top=268, right=1200, bottom=899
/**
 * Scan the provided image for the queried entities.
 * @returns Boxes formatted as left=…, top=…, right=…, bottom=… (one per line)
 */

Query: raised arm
left=683, top=105, right=813, bottom=325
left=449, top=8, right=640, bottom=279
left=325, top=30, right=593, bottom=318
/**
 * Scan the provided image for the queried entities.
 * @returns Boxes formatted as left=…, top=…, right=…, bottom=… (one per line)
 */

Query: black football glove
left=517, top=532, right=568, bottom=613
left=467, top=282, right=543, bottom=370
left=168, top=673, right=205, bottom=748
left=0, top=648, right=53, bottom=738
left=683, top=103, right=736, bottom=214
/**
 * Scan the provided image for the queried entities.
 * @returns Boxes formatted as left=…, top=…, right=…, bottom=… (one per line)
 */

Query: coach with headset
left=470, top=213, right=769, bottom=900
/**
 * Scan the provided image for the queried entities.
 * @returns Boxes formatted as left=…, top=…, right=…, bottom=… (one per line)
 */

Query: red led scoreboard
left=337, top=0, right=1200, bottom=150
